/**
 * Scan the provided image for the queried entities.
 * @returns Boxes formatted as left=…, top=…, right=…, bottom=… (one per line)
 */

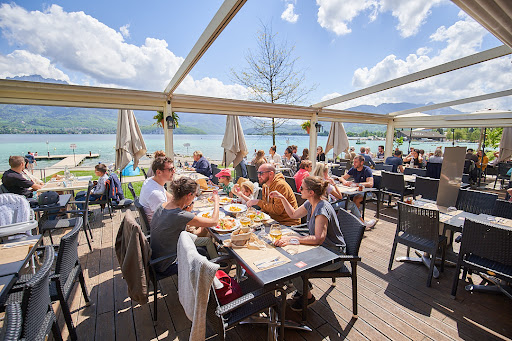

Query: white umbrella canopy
left=221, top=115, right=248, bottom=167
left=498, top=127, right=512, bottom=162
left=325, top=122, right=350, bottom=158
left=115, top=109, right=147, bottom=170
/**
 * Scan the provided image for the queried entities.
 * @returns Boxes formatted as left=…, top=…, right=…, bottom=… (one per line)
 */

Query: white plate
left=198, top=210, right=225, bottom=219
left=253, top=211, right=271, bottom=222
left=210, top=218, right=241, bottom=233
left=223, top=203, right=247, bottom=215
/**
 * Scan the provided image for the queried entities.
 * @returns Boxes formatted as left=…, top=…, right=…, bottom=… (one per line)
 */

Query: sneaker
left=365, top=219, right=377, bottom=228
left=290, top=295, right=316, bottom=311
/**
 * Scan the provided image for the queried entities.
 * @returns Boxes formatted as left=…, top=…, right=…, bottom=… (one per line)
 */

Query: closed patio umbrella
left=325, top=122, right=349, bottom=159
left=498, top=127, right=512, bottom=162
left=221, top=115, right=248, bottom=167
left=115, top=109, right=147, bottom=171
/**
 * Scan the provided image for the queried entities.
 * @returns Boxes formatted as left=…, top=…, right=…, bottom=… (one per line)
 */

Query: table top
left=0, top=274, right=16, bottom=307
left=335, top=184, right=378, bottom=196
left=210, top=226, right=340, bottom=288
left=372, top=170, right=416, bottom=183
left=33, top=193, right=72, bottom=212
left=0, top=235, right=41, bottom=277
left=175, top=170, right=208, bottom=180
left=477, top=214, right=512, bottom=229
left=38, top=179, right=90, bottom=193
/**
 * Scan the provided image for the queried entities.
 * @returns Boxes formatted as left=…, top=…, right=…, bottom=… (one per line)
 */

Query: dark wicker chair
left=456, top=188, right=497, bottom=215
left=4, top=246, right=62, bottom=341
left=380, top=171, right=413, bottom=206
left=494, top=162, right=512, bottom=189
left=134, top=198, right=151, bottom=233
left=211, top=166, right=221, bottom=185
left=414, top=176, right=439, bottom=201
left=87, top=176, right=113, bottom=219
left=493, top=199, right=512, bottom=219
left=389, top=202, right=447, bottom=287
left=234, top=163, right=244, bottom=182
left=246, top=164, right=258, bottom=182
left=404, top=168, right=427, bottom=177
left=301, top=208, right=365, bottom=319
left=39, top=181, right=93, bottom=251
left=331, top=166, right=344, bottom=177
left=451, top=219, right=512, bottom=298
left=127, top=182, right=137, bottom=200
left=284, top=176, right=297, bottom=192
left=141, top=168, right=148, bottom=179
left=375, top=163, right=393, bottom=172
left=426, top=162, right=442, bottom=179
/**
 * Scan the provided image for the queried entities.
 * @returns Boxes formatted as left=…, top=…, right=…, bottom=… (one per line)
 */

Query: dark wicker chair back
left=375, top=164, right=392, bottom=172
left=456, top=188, right=497, bottom=215
left=493, top=199, right=512, bottom=219
left=82, top=181, right=93, bottom=228
left=246, top=164, right=258, bottom=182
left=234, top=163, right=243, bottom=182
left=54, top=218, right=82, bottom=291
left=134, top=198, right=151, bottom=233
left=331, top=166, right=344, bottom=177
left=141, top=168, right=148, bottom=179
left=426, top=162, right=442, bottom=179
left=337, top=208, right=365, bottom=257
left=127, top=182, right=137, bottom=200
left=20, top=246, right=59, bottom=341
left=381, top=171, right=405, bottom=194
left=211, top=166, right=221, bottom=185
left=414, top=176, right=439, bottom=201
left=494, top=162, right=512, bottom=189
left=284, top=176, right=297, bottom=192
left=404, top=168, right=427, bottom=176
left=397, top=201, right=439, bottom=242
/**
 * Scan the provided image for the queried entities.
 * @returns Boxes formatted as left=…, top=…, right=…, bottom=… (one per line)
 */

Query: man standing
left=2, top=155, right=42, bottom=198
left=385, top=150, right=404, bottom=173
left=465, top=148, right=478, bottom=163
left=359, top=147, right=375, bottom=167
left=190, top=151, right=212, bottom=179
left=339, top=155, right=376, bottom=228
left=25, top=151, right=36, bottom=174
left=246, top=163, right=300, bottom=226
left=139, top=157, right=175, bottom=223
left=377, top=145, right=385, bottom=159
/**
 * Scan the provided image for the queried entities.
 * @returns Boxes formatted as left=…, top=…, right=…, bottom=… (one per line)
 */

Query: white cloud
left=0, top=50, right=70, bottom=82
left=323, top=15, right=512, bottom=112
left=316, top=0, right=376, bottom=36
left=316, top=0, right=446, bottom=37
left=120, top=24, right=130, bottom=38
left=281, top=4, right=299, bottom=23
left=0, top=3, right=249, bottom=100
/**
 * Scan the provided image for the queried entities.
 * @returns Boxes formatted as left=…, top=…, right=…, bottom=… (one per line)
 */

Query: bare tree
left=231, top=22, right=316, bottom=144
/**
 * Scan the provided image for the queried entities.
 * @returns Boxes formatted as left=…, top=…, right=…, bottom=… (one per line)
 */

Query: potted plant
left=301, top=120, right=311, bottom=134
left=153, top=111, right=179, bottom=129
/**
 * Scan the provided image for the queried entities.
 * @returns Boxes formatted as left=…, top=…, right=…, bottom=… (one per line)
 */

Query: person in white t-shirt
left=139, top=157, right=175, bottom=223
left=268, top=145, right=282, bottom=165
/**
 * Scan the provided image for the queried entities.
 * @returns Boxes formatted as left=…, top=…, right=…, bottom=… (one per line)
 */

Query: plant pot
left=306, top=127, right=310, bottom=134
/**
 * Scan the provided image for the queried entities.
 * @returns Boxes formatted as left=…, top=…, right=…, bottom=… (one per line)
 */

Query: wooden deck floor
left=52, top=198, right=512, bottom=341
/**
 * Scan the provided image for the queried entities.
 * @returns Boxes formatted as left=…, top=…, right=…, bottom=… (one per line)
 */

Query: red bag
left=214, top=270, right=243, bottom=305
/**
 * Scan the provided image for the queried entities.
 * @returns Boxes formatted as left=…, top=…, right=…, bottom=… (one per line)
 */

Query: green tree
left=231, top=22, right=316, bottom=144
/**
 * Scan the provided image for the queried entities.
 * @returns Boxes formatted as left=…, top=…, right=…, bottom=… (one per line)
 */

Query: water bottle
left=64, top=166, right=71, bottom=180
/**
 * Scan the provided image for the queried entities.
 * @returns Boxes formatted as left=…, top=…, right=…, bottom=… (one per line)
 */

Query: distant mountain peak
left=7, top=75, right=69, bottom=85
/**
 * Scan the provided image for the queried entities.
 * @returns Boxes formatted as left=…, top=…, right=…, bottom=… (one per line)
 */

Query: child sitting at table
left=75, top=163, right=109, bottom=209
left=215, top=168, right=234, bottom=197
left=231, top=180, right=259, bottom=204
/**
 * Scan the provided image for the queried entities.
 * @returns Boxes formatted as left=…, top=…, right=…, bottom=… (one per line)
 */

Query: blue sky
left=0, top=0, right=510, bottom=112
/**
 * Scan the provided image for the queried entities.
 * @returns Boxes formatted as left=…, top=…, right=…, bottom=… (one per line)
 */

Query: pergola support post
left=309, top=113, right=319, bottom=167
left=164, top=100, right=174, bottom=159
left=385, top=120, right=395, bottom=158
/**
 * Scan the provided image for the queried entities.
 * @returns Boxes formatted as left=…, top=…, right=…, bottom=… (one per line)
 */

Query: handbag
left=214, top=270, right=242, bottom=306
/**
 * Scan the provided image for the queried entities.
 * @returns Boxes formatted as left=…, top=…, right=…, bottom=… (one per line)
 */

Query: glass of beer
left=269, top=224, right=282, bottom=243
left=247, top=207, right=257, bottom=221
left=240, top=216, right=251, bottom=227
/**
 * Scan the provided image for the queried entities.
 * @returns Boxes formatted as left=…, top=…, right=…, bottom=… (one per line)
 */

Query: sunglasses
left=299, top=185, right=310, bottom=191
left=164, top=167, right=175, bottom=172
left=257, top=171, right=271, bottom=176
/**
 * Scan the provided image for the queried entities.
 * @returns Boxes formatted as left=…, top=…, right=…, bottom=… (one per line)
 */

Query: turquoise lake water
left=0, top=134, right=477, bottom=171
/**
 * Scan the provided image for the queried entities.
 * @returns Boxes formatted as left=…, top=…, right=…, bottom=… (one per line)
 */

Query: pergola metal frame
left=1, top=0, right=512, bottom=160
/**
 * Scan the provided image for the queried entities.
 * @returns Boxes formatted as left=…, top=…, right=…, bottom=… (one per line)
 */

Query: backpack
left=214, top=270, right=242, bottom=306
left=107, top=173, right=125, bottom=204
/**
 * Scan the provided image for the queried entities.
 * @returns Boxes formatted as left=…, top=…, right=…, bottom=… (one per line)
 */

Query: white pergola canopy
left=1, top=0, right=512, bottom=160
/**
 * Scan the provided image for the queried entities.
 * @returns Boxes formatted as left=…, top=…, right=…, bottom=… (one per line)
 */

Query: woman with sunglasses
left=270, top=176, right=346, bottom=311
left=149, top=177, right=220, bottom=276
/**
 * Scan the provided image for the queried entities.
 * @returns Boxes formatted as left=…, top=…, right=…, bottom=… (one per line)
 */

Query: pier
left=37, top=154, right=100, bottom=178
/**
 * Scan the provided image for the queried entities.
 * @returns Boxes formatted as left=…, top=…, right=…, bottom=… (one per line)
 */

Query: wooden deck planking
left=38, top=195, right=512, bottom=341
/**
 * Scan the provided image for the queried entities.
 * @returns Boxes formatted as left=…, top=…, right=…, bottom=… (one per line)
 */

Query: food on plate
left=216, top=217, right=237, bottom=230
left=228, top=206, right=242, bottom=212
left=254, top=211, right=268, bottom=222
left=207, top=196, right=231, bottom=204
left=201, top=211, right=213, bottom=218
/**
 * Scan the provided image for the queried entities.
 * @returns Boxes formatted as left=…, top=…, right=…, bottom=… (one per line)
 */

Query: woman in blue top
left=270, top=176, right=346, bottom=311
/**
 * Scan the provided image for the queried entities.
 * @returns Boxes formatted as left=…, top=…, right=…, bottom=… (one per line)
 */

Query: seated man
left=2, top=155, right=42, bottom=198
left=385, top=150, right=404, bottom=173
left=139, top=157, right=174, bottom=223
left=359, top=147, right=375, bottom=167
left=75, top=163, right=109, bottom=209
left=339, top=155, right=376, bottom=227
left=190, top=150, right=212, bottom=178
left=246, top=163, right=300, bottom=226
left=376, top=145, right=385, bottom=159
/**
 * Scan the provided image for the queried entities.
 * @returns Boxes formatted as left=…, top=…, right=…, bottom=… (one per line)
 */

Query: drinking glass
left=246, top=207, right=256, bottom=221
left=269, top=224, right=282, bottom=243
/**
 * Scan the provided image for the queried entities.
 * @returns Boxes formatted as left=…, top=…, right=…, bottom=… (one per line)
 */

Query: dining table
left=372, top=169, right=417, bottom=184
left=37, top=178, right=91, bottom=194
left=335, top=183, right=380, bottom=219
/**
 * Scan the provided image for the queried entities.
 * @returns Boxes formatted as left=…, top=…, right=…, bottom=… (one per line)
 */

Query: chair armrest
left=209, top=255, right=233, bottom=264
left=290, top=223, right=309, bottom=234
left=4, top=303, right=22, bottom=340
left=216, top=287, right=277, bottom=315
left=148, top=253, right=177, bottom=267
left=337, top=255, right=361, bottom=262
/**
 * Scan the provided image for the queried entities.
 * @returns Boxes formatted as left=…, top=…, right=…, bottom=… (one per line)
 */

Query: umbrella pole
left=478, top=128, right=487, bottom=188
left=452, top=129, right=455, bottom=146
left=408, top=128, right=412, bottom=150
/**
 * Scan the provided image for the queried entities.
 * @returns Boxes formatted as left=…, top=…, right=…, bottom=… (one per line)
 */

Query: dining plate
left=223, top=203, right=247, bottom=215
left=209, top=217, right=241, bottom=233
left=198, top=210, right=225, bottom=219
left=253, top=211, right=271, bottom=222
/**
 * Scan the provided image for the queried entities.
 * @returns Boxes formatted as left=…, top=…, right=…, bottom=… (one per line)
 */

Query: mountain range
left=1, top=76, right=466, bottom=135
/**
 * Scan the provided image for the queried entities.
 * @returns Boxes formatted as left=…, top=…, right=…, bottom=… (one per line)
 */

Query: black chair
left=331, top=166, right=344, bottom=177
left=0, top=184, right=9, bottom=194
left=494, top=162, right=512, bottom=189
left=234, top=163, right=244, bottom=182
left=404, top=168, right=427, bottom=177
left=210, top=166, right=221, bottom=185
left=426, top=162, right=442, bottom=179
left=451, top=219, right=512, bottom=299
left=134, top=198, right=151, bottom=233
left=127, top=182, right=138, bottom=200
left=380, top=171, right=413, bottom=206
left=294, top=192, right=307, bottom=225
left=414, top=176, right=439, bottom=201
left=141, top=168, right=148, bottom=179
left=493, top=199, right=512, bottom=219
left=87, top=177, right=113, bottom=219
left=375, top=163, right=392, bottom=172
left=247, top=164, right=258, bottom=182
left=389, top=202, right=446, bottom=287
left=301, top=208, right=365, bottom=319
left=461, top=174, right=471, bottom=189
left=284, top=176, right=297, bottom=192
left=40, top=181, right=93, bottom=251
left=4, top=246, right=62, bottom=341
left=456, top=188, right=497, bottom=215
